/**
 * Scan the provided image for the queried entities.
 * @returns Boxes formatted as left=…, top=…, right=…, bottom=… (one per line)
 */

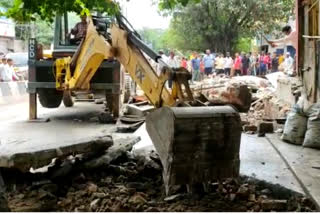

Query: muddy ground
left=0, top=148, right=316, bottom=212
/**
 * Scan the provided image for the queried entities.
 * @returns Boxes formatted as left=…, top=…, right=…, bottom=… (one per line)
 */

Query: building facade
left=0, top=8, right=15, bottom=54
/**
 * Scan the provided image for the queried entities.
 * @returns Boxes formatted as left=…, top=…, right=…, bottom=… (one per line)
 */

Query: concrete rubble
left=0, top=135, right=113, bottom=172
left=2, top=140, right=316, bottom=212
left=1, top=72, right=318, bottom=211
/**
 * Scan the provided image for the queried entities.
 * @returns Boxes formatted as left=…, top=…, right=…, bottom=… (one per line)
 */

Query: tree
left=1, top=0, right=203, bottom=23
left=138, top=28, right=166, bottom=51
left=163, top=0, right=294, bottom=53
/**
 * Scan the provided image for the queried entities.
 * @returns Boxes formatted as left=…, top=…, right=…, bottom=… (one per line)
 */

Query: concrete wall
left=0, top=37, right=14, bottom=54
left=14, top=40, right=28, bottom=53
left=0, top=81, right=27, bottom=105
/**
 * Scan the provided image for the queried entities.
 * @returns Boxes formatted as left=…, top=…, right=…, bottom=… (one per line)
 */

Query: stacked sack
left=303, top=103, right=320, bottom=149
left=281, top=102, right=320, bottom=149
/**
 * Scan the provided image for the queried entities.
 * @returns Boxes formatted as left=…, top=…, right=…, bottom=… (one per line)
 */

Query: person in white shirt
left=167, top=51, right=179, bottom=68
left=3, top=58, right=18, bottom=81
left=283, top=52, right=294, bottom=76
left=224, top=52, right=233, bottom=76
left=156, top=50, right=168, bottom=76
left=215, top=53, right=225, bottom=75
left=0, top=58, right=8, bottom=82
left=166, top=51, right=179, bottom=88
left=0, top=57, right=4, bottom=81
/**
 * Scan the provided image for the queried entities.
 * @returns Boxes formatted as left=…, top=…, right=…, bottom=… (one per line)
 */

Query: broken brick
left=243, top=125, right=258, bottom=132
left=261, top=199, right=287, bottom=211
left=258, top=122, right=274, bottom=134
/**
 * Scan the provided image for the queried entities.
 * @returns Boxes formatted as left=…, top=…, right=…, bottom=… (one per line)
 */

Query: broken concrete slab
left=199, top=85, right=252, bottom=113
left=123, top=104, right=155, bottom=117
left=83, top=136, right=140, bottom=169
left=263, top=97, right=291, bottom=120
left=276, top=76, right=300, bottom=106
left=0, top=135, right=113, bottom=172
left=132, top=123, right=155, bottom=158
left=261, top=199, right=288, bottom=211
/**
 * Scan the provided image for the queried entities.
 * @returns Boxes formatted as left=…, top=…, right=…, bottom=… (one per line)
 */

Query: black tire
left=63, top=90, right=74, bottom=107
left=38, top=89, right=63, bottom=108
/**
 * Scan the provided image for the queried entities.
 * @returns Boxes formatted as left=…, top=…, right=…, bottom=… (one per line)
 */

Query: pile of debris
left=1, top=138, right=316, bottom=212
left=188, top=74, right=292, bottom=135
left=119, top=73, right=300, bottom=137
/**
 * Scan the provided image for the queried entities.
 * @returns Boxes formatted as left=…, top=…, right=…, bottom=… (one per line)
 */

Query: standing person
left=199, top=55, right=205, bottom=81
left=167, top=51, right=179, bottom=88
left=181, top=57, right=188, bottom=69
left=203, top=49, right=214, bottom=77
left=191, top=53, right=201, bottom=82
left=0, top=57, right=4, bottom=81
left=167, top=51, right=179, bottom=68
left=215, top=53, right=225, bottom=75
left=283, top=52, right=294, bottom=76
left=278, top=53, right=285, bottom=65
left=224, top=52, right=233, bottom=76
left=0, top=58, right=8, bottom=81
left=233, top=53, right=242, bottom=76
left=250, top=53, right=258, bottom=76
left=258, top=52, right=267, bottom=76
left=156, top=50, right=168, bottom=76
left=3, top=58, right=18, bottom=81
left=265, top=53, right=272, bottom=73
left=241, top=53, right=250, bottom=76
left=271, top=52, right=279, bottom=73
left=158, top=50, right=168, bottom=62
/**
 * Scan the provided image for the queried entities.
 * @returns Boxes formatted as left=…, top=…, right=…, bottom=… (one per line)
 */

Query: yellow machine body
left=54, top=16, right=242, bottom=195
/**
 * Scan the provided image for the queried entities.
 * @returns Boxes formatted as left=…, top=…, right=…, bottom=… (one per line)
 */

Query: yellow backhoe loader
left=51, top=14, right=242, bottom=195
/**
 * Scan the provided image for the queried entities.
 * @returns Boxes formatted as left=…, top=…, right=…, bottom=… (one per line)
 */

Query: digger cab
left=52, top=12, right=112, bottom=58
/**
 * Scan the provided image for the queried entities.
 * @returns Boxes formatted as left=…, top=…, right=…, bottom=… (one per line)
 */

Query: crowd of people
left=155, top=49, right=295, bottom=83
left=0, top=56, right=19, bottom=82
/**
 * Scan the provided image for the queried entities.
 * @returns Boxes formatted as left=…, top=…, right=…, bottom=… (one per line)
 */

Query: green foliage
left=235, top=38, right=252, bottom=53
left=1, top=0, right=204, bottom=23
left=158, top=0, right=201, bottom=10
left=2, top=0, right=120, bottom=23
left=138, top=28, right=166, bottom=51
left=164, top=0, right=295, bottom=53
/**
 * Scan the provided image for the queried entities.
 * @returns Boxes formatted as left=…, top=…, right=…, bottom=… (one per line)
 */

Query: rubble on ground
left=2, top=144, right=316, bottom=212
left=120, top=73, right=300, bottom=137
left=189, top=74, right=298, bottom=135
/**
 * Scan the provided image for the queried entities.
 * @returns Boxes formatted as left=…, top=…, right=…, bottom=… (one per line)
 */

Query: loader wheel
left=38, top=89, right=63, bottom=108
left=63, top=90, right=74, bottom=107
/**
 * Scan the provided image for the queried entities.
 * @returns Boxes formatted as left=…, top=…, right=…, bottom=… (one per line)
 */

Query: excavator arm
left=55, top=15, right=242, bottom=196
left=56, top=17, right=194, bottom=108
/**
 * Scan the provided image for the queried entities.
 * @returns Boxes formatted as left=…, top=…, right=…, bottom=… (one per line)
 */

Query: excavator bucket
left=146, top=105, right=242, bottom=195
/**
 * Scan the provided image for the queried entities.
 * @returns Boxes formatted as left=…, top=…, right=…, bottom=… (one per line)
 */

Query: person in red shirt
left=233, top=53, right=242, bottom=76
left=258, top=52, right=267, bottom=76
left=181, top=57, right=188, bottom=69
left=264, top=53, right=271, bottom=73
